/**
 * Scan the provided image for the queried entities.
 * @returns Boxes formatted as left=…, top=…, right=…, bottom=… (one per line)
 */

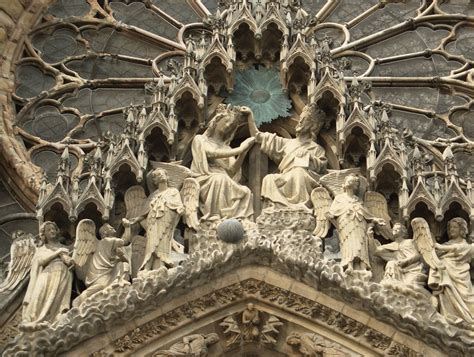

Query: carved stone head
left=447, top=217, right=468, bottom=241
left=99, top=223, right=116, bottom=239
left=204, top=333, right=219, bottom=345
left=342, top=174, right=360, bottom=194
left=39, top=221, right=60, bottom=244
left=392, top=222, right=408, bottom=241
left=151, top=168, right=169, bottom=187
left=205, top=104, right=242, bottom=143
left=296, top=103, right=326, bottom=139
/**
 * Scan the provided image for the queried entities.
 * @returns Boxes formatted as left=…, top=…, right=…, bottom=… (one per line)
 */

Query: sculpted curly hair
left=448, top=217, right=468, bottom=239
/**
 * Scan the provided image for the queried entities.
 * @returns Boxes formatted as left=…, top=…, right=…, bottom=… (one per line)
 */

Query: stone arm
left=308, top=149, right=328, bottom=173
left=228, top=138, right=255, bottom=177
left=37, top=248, right=69, bottom=267
left=206, top=145, right=248, bottom=160
left=398, top=250, right=422, bottom=268
left=244, top=106, right=259, bottom=138
left=374, top=245, right=396, bottom=261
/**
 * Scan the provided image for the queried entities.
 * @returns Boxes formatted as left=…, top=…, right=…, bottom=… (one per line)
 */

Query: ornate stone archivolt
left=1, top=0, right=474, bottom=356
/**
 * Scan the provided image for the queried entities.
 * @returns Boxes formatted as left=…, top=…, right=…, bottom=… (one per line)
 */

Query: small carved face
left=105, top=224, right=116, bottom=236
left=247, top=303, right=254, bottom=311
left=296, top=109, right=311, bottom=135
left=152, top=169, right=168, bottom=186
left=205, top=333, right=219, bottom=345
left=217, top=114, right=238, bottom=137
left=43, top=223, right=58, bottom=242
left=344, top=175, right=360, bottom=192
left=392, top=223, right=405, bottom=239
left=447, top=221, right=461, bottom=240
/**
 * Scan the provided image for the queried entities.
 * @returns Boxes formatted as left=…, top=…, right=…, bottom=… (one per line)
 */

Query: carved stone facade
left=1, top=0, right=474, bottom=356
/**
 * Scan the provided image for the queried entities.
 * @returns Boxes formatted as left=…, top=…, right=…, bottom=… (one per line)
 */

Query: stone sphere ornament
left=216, top=219, right=245, bottom=243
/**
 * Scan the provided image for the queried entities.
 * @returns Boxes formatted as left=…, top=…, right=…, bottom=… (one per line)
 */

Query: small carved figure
left=314, top=174, right=386, bottom=272
left=286, top=332, right=350, bottom=357
left=72, top=220, right=130, bottom=307
left=190, top=104, right=255, bottom=221
left=0, top=231, right=37, bottom=293
left=412, top=217, right=474, bottom=325
left=242, top=302, right=260, bottom=341
left=219, top=315, right=242, bottom=346
left=246, top=104, right=327, bottom=211
left=260, top=315, right=283, bottom=344
left=375, top=223, right=426, bottom=290
left=125, top=168, right=185, bottom=270
left=22, top=221, right=74, bottom=326
left=154, top=333, right=219, bottom=356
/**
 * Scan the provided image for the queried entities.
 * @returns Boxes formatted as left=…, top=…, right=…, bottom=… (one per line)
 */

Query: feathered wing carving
left=0, top=232, right=36, bottom=293
left=125, top=185, right=148, bottom=231
left=411, top=217, right=442, bottom=270
left=311, top=187, right=332, bottom=237
left=319, top=168, right=367, bottom=199
left=180, top=177, right=200, bottom=230
left=72, top=219, right=98, bottom=282
left=150, top=161, right=193, bottom=189
left=364, top=191, right=392, bottom=240
left=130, top=235, right=146, bottom=278
left=125, top=185, right=147, bottom=219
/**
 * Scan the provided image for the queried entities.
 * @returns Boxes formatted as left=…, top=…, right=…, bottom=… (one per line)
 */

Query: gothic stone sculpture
left=375, top=222, right=427, bottom=291
left=154, top=333, right=219, bottom=356
left=22, top=221, right=74, bottom=327
left=242, top=302, right=261, bottom=341
left=72, top=220, right=130, bottom=307
left=190, top=104, right=255, bottom=222
left=125, top=168, right=186, bottom=270
left=246, top=104, right=327, bottom=211
left=286, top=332, right=351, bottom=357
left=412, top=217, right=474, bottom=326
left=314, top=174, right=386, bottom=272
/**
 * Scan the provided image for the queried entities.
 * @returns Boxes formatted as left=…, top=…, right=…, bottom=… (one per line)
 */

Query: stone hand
left=241, top=137, right=256, bottom=151
left=295, top=148, right=307, bottom=158
left=374, top=218, right=386, bottom=226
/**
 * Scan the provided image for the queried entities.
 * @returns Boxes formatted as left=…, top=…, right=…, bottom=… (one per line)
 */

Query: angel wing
left=319, top=168, right=367, bottom=199
left=0, top=231, right=36, bottom=293
left=149, top=161, right=193, bottom=189
left=72, top=219, right=98, bottom=281
left=125, top=185, right=148, bottom=232
left=311, top=187, right=332, bottom=237
left=130, top=235, right=146, bottom=278
left=125, top=185, right=147, bottom=219
left=180, top=177, right=200, bottom=230
left=364, top=191, right=392, bottom=240
left=411, top=217, right=442, bottom=270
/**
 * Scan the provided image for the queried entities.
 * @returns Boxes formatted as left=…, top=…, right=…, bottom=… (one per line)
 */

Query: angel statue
left=124, top=168, right=189, bottom=271
left=246, top=103, right=327, bottom=211
left=411, top=217, right=474, bottom=325
left=312, top=173, right=387, bottom=272
left=374, top=222, right=427, bottom=291
left=22, top=221, right=74, bottom=327
left=191, top=104, right=255, bottom=221
left=72, top=220, right=131, bottom=307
